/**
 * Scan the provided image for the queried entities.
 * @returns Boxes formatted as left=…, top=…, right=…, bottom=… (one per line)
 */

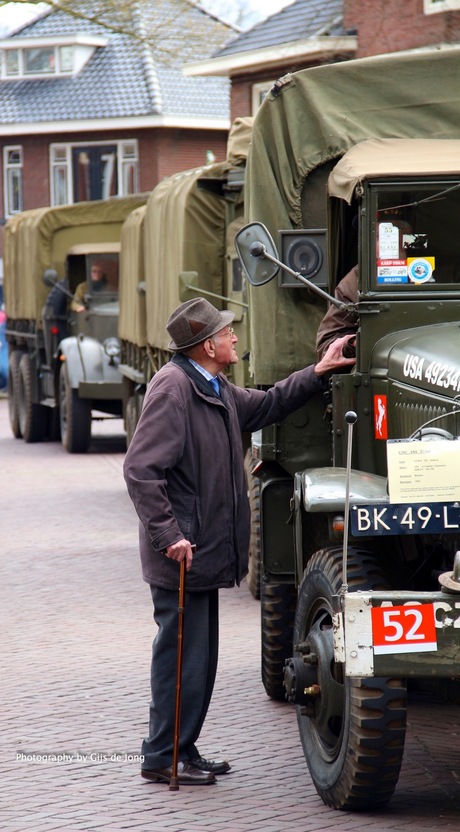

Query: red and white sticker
left=374, top=394, right=388, bottom=439
left=371, top=603, right=437, bottom=655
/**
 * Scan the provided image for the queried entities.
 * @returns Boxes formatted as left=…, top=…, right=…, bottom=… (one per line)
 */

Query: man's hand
left=164, top=539, right=194, bottom=571
left=314, top=334, right=356, bottom=376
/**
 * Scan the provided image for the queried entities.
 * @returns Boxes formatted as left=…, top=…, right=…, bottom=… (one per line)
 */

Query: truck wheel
left=17, top=353, right=47, bottom=443
left=125, top=395, right=137, bottom=447
left=59, top=363, right=92, bottom=453
left=8, top=350, right=22, bottom=438
left=244, top=449, right=261, bottom=599
left=261, top=580, right=297, bottom=700
left=294, top=546, right=407, bottom=810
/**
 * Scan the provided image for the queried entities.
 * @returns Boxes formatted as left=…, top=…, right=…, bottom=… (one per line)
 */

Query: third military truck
left=4, top=195, right=146, bottom=452
left=236, top=47, right=460, bottom=810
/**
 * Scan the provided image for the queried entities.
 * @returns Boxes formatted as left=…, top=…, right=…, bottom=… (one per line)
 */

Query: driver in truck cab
left=71, top=259, right=119, bottom=312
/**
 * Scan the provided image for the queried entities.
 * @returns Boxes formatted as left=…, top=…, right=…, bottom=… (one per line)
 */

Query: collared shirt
left=187, top=358, right=214, bottom=383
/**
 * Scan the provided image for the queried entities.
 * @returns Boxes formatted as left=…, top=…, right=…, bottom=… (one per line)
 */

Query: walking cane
left=169, top=544, right=195, bottom=791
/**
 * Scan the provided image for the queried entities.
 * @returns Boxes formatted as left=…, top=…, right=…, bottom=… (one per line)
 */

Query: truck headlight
left=103, top=337, right=121, bottom=358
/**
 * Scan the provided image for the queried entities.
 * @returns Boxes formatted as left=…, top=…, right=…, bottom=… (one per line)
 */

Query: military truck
left=4, top=195, right=147, bottom=452
left=118, top=118, right=252, bottom=444
left=236, top=48, right=460, bottom=810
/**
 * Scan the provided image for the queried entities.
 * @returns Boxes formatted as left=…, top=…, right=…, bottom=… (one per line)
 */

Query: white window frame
left=3, top=145, right=23, bottom=217
left=50, top=140, right=139, bottom=206
left=424, top=0, right=460, bottom=13
left=0, top=36, right=107, bottom=80
left=252, top=81, right=276, bottom=115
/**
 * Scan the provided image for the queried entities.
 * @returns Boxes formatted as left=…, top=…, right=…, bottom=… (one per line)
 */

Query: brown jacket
left=123, top=354, right=326, bottom=591
left=315, top=266, right=359, bottom=361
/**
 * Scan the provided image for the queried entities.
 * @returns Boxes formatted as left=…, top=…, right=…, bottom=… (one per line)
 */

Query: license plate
left=350, top=502, right=460, bottom=536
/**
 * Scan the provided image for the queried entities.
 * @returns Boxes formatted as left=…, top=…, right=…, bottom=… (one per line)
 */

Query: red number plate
left=371, top=603, right=437, bottom=654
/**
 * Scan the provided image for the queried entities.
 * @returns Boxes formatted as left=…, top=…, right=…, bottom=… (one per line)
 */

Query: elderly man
left=123, top=297, right=354, bottom=786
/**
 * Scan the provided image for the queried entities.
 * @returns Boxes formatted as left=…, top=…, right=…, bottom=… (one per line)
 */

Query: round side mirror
left=234, top=222, right=280, bottom=286
left=43, top=268, right=59, bottom=287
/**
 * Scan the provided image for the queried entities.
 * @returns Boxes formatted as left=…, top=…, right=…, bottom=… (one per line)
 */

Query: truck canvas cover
left=118, top=205, right=147, bottom=347
left=328, top=138, right=460, bottom=204
left=246, top=48, right=460, bottom=384
left=142, top=118, right=252, bottom=352
left=4, top=195, right=148, bottom=322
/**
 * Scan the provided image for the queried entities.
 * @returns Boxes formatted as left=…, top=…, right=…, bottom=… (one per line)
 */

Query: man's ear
left=202, top=338, right=215, bottom=359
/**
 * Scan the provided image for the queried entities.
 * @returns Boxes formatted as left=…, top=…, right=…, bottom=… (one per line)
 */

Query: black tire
left=8, top=350, right=22, bottom=438
left=17, top=353, right=47, bottom=443
left=125, top=395, right=137, bottom=448
left=294, top=546, right=407, bottom=810
left=261, top=580, right=297, bottom=701
left=59, top=363, right=92, bottom=453
left=244, top=449, right=261, bottom=599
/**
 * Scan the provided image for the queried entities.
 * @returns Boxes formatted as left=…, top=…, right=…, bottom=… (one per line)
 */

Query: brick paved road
left=1, top=398, right=460, bottom=831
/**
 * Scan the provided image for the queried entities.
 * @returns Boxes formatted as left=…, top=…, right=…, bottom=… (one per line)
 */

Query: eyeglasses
left=215, top=326, right=234, bottom=338
left=208, top=326, right=235, bottom=345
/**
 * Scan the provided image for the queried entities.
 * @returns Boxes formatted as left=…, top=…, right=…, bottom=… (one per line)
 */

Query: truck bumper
left=78, top=381, right=123, bottom=400
left=334, top=590, right=460, bottom=678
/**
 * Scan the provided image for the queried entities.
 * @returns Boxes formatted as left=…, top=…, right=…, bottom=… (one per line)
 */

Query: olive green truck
left=235, top=47, right=460, bottom=810
left=4, top=195, right=146, bottom=452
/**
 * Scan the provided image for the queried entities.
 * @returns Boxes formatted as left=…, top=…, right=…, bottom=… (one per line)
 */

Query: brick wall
left=344, top=0, right=460, bottom=57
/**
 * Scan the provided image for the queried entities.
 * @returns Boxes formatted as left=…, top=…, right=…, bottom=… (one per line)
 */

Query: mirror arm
left=256, top=249, right=354, bottom=310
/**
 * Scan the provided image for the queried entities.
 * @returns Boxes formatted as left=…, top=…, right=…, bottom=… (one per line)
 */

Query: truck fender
left=58, top=335, right=119, bottom=388
left=293, top=467, right=388, bottom=584
left=299, top=466, right=388, bottom=514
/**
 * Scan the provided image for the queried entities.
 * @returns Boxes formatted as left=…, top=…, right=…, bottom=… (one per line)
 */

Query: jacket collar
left=171, top=353, right=222, bottom=400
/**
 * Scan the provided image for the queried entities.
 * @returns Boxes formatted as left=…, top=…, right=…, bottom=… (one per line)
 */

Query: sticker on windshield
left=377, top=259, right=408, bottom=285
left=407, top=257, right=435, bottom=284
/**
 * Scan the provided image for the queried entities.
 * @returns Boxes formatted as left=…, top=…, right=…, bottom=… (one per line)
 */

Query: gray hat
left=167, top=298, right=235, bottom=352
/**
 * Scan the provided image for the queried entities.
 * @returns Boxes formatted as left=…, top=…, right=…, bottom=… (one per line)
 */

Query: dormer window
left=0, top=35, right=107, bottom=79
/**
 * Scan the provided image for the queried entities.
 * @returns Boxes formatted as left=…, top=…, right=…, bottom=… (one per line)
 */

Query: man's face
left=91, top=266, right=104, bottom=283
left=211, top=325, right=239, bottom=368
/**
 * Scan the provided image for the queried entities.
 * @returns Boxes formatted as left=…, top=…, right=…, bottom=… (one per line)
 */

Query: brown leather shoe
left=189, top=754, right=231, bottom=774
left=141, top=761, right=216, bottom=785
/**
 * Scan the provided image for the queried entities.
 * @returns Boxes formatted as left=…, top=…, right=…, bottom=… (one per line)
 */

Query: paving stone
left=1, top=400, right=460, bottom=832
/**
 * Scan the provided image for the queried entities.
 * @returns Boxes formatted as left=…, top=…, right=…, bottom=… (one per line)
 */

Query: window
left=121, top=142, right=139, bottom=195
left=251, top=82, right=275, bottom=115
left=424, top=0, right=460, bottom=13
left=50, top=141, right=139, bottom=206
left=0, top=36, right=106, bottom=79
left=2, top=46, right=74, bottom=77
left=24, top=47, right=55, bottom=75
left=3, top=146, right=23, bottom=216
left=368, top=180, right=460, bottom=291
left=5, top=50, right=19, bottom=77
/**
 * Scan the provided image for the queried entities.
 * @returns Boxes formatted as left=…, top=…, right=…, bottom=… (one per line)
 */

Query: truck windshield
left=87, top=254, right=119, bottom=297
left=370, top=179, right=460, bottom=290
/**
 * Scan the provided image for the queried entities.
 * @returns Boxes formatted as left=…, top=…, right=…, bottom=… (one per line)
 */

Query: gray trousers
left=141, top=585, right=219, bottom=770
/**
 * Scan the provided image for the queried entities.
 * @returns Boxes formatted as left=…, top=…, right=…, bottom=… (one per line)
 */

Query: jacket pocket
left=169, top=491, right=202, bottom=543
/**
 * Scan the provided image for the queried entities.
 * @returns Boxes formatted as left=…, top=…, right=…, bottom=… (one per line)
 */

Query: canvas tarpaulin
left=143, top=119, right=252, bottom=352
left=144, top=163, right=228, bottom=351
left=245, top=48, right=460, bottom=384
left=118, top=205, right=147, bottom=347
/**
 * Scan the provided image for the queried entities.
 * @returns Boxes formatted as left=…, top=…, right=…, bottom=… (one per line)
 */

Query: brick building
left=184, top=0, right=460, bottom=122
left=0, top=0, right=235, bottom=262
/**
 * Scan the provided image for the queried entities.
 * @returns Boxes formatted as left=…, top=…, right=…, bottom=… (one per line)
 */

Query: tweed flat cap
left=167, top=298, right=235, bottom=352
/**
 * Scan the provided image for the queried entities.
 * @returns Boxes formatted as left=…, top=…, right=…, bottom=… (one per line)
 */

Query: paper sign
left=371, top=603, right=437, bottom=654
left=387, top=439, right=460, bottom=503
